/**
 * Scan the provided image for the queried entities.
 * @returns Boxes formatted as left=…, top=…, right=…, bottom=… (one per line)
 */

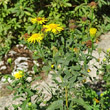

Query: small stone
left=9, top=50, right=17, bottom=55
left=0, top=61, right=4, bottom=66
left=26, top=77, right=32, bottom=82
left=0, top=66, right=7, bottom=70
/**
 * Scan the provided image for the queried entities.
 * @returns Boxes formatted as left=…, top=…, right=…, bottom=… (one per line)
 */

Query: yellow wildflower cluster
left=28, top=17, right=64, bottom=44
left=89, top=28, right=97, bottom=36
left=27, top=33, right=44, bottom=43
left=13, top=71, right=24, bottom=79
left=31, top=17, right=47, bottom=24
left=43, top=23, right=64, bottom=34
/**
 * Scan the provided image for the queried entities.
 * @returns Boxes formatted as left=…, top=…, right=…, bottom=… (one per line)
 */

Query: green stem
left=65, top=86, right=68, bottom=110
left=37, top=43, right=44, bottom=58
left=90, top=8, right=94, bottom=27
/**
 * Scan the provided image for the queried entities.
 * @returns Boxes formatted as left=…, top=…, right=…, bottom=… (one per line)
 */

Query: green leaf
left=72, top=98, right=92, bottom=110
left=13, top=96, right=21, bottom=100
left=105, top=24, right=110, bottom=31
left=66, top=53, right=74, bottom=61
left=37, top=10, right=44, bottom=16
left=66, top=3, right=72, bottom=7
left=7, top=86, right=13, bottom=91
left=21, top=99, right=30, bottom=110
left=71, top=65, right=81, bottom=71
left=42, top=66, right=50, bottom=73
left=25, top=88, right=34, bottom=96
left=25, top=7, right=33, bottom=12
left=24, top=11, right=31, bottom=16
left=12, top=104, right=20, bottom=109
left=47, top=100, right=63, bottom=110
left=106, top=64, right=110, bottom=71
left=34, top=76, right=42, bottom=81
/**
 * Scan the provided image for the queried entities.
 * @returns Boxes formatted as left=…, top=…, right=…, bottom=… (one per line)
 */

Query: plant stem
left=37, top=43, right=44, bottom=58
left=65, top=86, right=68, bottom=110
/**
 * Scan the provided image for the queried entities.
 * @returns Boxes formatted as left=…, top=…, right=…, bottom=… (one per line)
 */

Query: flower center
left=37, top=17, right=42, bottom=21
left=50, top=24, right=58, bottom=29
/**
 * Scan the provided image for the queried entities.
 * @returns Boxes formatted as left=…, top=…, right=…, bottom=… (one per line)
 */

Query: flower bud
left=34, top=51, right=37, bottom=55
left=7, top=58, right=12, bottom=64
left=103, top=58, right=106, bottom=62
left=87, top=69, right=91, bottom=73
left=28, top=102, right=32, bottom=107
left=82, top=17, right=87, bottom=22
left=107, top=48, right=110, bottom=53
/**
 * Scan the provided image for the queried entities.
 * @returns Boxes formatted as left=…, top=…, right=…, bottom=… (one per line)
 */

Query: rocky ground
left=88, top=32, right=110, bottom=79
left=0, top=32, right=110, bottom=110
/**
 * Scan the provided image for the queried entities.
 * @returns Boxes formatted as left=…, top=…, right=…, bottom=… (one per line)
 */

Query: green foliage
left=47, top=100, right=63, bottom=110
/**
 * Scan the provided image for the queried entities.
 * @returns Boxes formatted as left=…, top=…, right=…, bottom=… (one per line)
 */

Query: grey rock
left=0, top=61, right=4, bottom=66
left=0, top=66, right=7, bottom=70
left=8, top=50, right=17, bottom=56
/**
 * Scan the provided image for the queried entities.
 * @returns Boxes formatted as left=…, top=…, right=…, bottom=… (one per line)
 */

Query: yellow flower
left=89, top=28, right=97, bottom=36
left=31, top=18, right=36, bottom=24
left=87, top=69, right=91, bottom=73
left=13, top=71, right=24, bottom=79
left=27, top=33, right=44, bottom=43
left=43, top=23, right=64, bottom=34
left=51, top=64, right=54, bottom=68
left=94, top=98, right=99, bottom=103
left=31, top=17, right=47, bottom=24
left=100, top=93, right=103, bottom=97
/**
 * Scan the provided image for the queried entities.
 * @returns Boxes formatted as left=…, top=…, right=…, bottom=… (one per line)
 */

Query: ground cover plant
left=1, top=0, right=110, bottom=110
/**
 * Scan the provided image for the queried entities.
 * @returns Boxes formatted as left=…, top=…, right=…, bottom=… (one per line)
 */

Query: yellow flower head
left=100, top=93, right=103, bottom=97
left=31, top=17, right=47, bottom=24
left=27, top=33, right=44, bottom=43
left=13, top=71, right=24, bottom=79
left=31, top=18, right=37, bottom=24
left=94, top=98, right=99, bottom=103
left=43, top=23, right=64, bottom=34
left=89, top=28, right=97, bottom=36
left=51, top=64, right=54, bottom=68
left=87, top=69, right=91, bottom=73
